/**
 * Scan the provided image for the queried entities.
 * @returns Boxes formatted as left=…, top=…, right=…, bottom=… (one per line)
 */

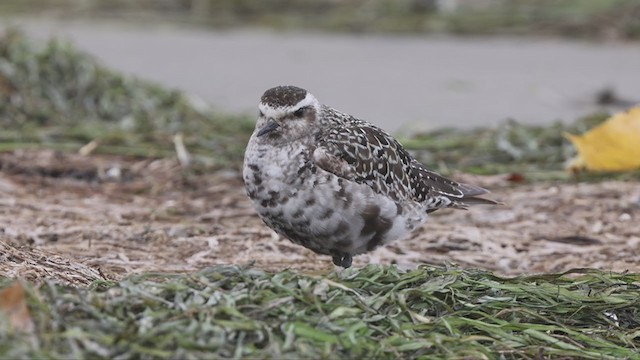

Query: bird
left=243, top=85, right=497, bottom=268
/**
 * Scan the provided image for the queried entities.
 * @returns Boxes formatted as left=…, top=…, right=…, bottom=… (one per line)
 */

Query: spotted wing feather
left=409, top=160, right=497, bottom=209
left=313, top=122, right=496, bottom=209
left=313, top=123, right=414, bottom=202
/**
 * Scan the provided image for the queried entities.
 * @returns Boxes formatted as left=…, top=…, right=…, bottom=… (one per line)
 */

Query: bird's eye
left=293, top=108, right=305, bottom=117
left=258, top=110, right=264, bottom=117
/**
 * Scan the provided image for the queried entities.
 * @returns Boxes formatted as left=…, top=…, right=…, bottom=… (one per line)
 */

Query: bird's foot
left=332, top=253, right=353, bottom=268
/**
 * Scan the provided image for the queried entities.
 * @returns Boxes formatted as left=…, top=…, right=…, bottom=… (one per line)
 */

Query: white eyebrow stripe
left=258, top=93, right=317, bottom=118
left=294, top=93, right=317, bottom=109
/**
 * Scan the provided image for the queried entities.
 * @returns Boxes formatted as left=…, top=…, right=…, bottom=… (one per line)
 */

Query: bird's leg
left=332, top=253, right=353, bottom=268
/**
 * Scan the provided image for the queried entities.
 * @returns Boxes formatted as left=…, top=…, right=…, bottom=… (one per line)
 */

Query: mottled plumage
left=243, top=85, right=497, bottom=267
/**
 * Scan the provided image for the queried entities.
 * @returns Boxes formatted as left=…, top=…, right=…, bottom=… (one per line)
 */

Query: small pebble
left=105, top=166, right=122, bottom=180
left=590, top=221, right=603, bottom=233
left=619, top=213, right=631, bottom=222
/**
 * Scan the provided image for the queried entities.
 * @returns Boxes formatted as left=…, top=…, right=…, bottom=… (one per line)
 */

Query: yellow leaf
left=565, top=107, right=640, bottom=172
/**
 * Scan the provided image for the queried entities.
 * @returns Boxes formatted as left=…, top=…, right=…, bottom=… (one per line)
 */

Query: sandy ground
left=1, top=150, right=639, bottom=286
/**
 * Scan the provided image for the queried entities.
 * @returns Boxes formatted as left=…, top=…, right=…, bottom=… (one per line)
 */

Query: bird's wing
left=313, top=123, right=497, bottom=208
left=408, top=160, right=497, bottom=209
left=312, top=123, right=413, bottom=201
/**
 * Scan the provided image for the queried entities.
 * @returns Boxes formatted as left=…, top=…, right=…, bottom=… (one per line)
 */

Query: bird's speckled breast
left=243, top=135, right=421, bottom=257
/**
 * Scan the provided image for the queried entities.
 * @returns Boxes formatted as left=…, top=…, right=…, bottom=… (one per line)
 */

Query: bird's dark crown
left=260, top=86, right=308, bottom=108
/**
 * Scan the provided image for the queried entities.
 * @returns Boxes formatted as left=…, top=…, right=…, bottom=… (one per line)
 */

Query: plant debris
left=1, top=265, right=639, bottom=358
left=3, top=28, right=638, bottom=179
left=400, top=114, right=613, bottom=177
left=0, top=29, right=254, bottom=170
left=0, top=281, right=34, bottom=334
left=1, top=150, right=639, bottom=284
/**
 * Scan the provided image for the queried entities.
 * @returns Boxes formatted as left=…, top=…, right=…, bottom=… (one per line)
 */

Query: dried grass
left=1, top=150, right=639, bottom=282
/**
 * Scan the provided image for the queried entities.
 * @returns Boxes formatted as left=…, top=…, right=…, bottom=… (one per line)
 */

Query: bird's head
left=254, top=85, right=321, bottom=143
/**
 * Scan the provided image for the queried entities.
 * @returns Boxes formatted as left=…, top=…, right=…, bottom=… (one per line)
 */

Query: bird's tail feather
left=449, top=182, right=502, bottom=209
